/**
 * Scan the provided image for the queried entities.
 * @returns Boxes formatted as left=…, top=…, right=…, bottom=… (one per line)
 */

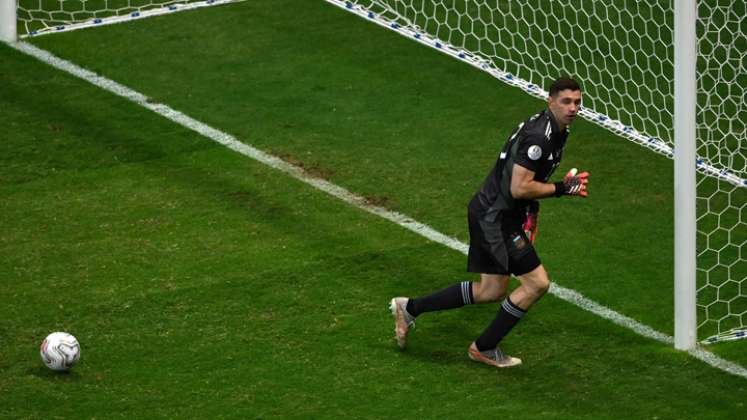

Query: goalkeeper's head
left=547, top=77, right=582, bottom=130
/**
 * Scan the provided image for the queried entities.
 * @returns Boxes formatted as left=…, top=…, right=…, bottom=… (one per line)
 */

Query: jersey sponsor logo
left=528, top=145, right=542, bottom=160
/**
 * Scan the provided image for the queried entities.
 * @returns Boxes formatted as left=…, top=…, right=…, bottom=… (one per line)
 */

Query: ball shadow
left=27, top=365, right=82, bottom=381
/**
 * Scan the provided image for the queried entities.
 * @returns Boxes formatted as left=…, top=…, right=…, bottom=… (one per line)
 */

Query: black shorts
left=467, top=211, right=541, bottom=276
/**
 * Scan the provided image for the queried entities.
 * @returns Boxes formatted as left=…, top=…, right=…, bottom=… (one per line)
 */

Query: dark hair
left=549, top=77, right=581, bottom=96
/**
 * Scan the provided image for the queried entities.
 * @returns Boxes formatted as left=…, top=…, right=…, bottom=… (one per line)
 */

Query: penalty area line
left=10, top=40, right=747, bottom=380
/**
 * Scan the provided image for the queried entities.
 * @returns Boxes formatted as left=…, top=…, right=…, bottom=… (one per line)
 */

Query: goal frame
left=0, top=0, right=16, bottom=43
left=673, top=0, right=697, bottom=350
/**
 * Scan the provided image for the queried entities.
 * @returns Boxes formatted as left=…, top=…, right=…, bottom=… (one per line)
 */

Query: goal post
left=0, top=0, right=17, bottom=43
left=674, top=0, right=697, bottom=350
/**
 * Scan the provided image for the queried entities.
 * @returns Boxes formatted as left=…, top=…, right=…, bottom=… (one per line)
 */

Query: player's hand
left=555, top=168, right=589, bottom=197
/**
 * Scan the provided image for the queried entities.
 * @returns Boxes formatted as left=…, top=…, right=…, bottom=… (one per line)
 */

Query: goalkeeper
left=390, top=77, right=588, bottom=368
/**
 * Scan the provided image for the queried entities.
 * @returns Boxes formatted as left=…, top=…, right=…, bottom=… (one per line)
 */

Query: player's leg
left=390, top=212, right=506, bottom=349
left=390, top=279, right=473, bottom=350
left=389, top=275, right=495, bottom=348
left=472, top=273, right=510, bottom=303
left=507, top=264, right=551, bottom=310
left=469, top=228, right=545, bottom=368
left=476, top=264, right=550, bottom=348
left=405, top=272, right=509, bottom=316
left=469, top=265, right=548, bottom=368
left=390, top=273, right=508, bottom=350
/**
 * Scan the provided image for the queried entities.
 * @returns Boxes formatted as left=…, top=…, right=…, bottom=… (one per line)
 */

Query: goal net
left=16, top=0, right=245, bottom=37
left=695, top=2, right=746, bottom=344
left=328, top=0, right=746, bottom=344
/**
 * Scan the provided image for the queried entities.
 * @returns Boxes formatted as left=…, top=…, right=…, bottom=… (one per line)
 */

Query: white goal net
left=16, top=0, right=245, bottom=37
left=328, top=0, right=746, bottom=343
left=695, top=1, right=746, bottom=344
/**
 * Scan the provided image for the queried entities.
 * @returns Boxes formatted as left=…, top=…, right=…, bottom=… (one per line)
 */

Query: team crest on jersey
left=528, top=145, right=542, bottom=160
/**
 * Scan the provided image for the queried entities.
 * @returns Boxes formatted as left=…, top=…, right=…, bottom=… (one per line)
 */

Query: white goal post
left=673, top=0, right=697, bottom=350
left=0, top=1, right=17, bottom=43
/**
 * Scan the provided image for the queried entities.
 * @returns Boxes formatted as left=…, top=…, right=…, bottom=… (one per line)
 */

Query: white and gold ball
left=40, top=332, right=80, bottom=371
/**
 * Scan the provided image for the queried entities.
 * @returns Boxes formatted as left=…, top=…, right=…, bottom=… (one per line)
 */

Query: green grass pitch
left=1, top=0, right=745, bottom=418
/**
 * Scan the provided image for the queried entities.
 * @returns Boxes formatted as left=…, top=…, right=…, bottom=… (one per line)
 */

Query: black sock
left=406, top=281, right=474, bottom=318
left=475, top=297, right=527, bottom=351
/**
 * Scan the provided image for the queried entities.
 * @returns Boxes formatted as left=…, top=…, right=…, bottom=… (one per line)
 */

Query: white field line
left=9, top=41, right=747, bottom=380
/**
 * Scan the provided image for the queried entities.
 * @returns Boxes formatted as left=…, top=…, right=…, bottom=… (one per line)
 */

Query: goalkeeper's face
left=548, top=89, right=582, bottom=129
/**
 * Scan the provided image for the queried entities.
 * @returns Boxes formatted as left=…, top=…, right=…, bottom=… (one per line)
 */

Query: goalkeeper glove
left=554, top=168, right=589, bottom=197
left=523, top=201, right=539, bottom=244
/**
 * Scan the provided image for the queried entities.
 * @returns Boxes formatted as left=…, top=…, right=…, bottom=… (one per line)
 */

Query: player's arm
left=510, top=164, right=557, bottom=199
left=510, top=135, right=563, bottom=200
left=511, top=165, right=589, bottom=199
left=511, top=135, right=589, bottom=199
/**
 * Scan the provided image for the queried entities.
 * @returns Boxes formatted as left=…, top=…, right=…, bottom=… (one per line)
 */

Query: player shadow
left=396, top=345, right=466, bottom=366
left=378, top=314, right=489, bottom=367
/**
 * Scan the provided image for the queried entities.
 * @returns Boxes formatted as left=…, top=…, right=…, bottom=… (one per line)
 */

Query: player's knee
left=523, top=275, right=550, bottom=298
left=484, top=289, right=505, bottom=303
left=530, top=277, right=550, bottom=297
left=539, top=277, right=551, bottom=294
left=519, top=265, right=550, bottom=298
left=472, top=284, right=491, bottom=302
left=494, top=290, right=507, bottom=302
left=473, top=282, right=505, bottom=303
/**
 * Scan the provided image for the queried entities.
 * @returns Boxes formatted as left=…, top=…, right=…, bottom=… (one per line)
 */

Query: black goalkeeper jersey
left=468, top=109, right=569, bottom=223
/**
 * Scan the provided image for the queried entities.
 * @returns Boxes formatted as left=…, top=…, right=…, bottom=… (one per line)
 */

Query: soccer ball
left=40, top=332, right=81, bottom=371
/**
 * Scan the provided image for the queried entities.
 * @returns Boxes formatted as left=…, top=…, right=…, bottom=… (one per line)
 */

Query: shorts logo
left=528, top=145, right=542, bottom=160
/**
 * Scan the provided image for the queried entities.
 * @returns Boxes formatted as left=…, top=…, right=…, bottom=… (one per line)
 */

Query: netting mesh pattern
left=346, top=1, right=675, bottom=148
left=696, top=1, right=746, bottom=342
left=335, top=0, right=745, bottom=341
left=17, top=0, right=207, bottom=35
left=695, top=1, right=745, bottom=342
